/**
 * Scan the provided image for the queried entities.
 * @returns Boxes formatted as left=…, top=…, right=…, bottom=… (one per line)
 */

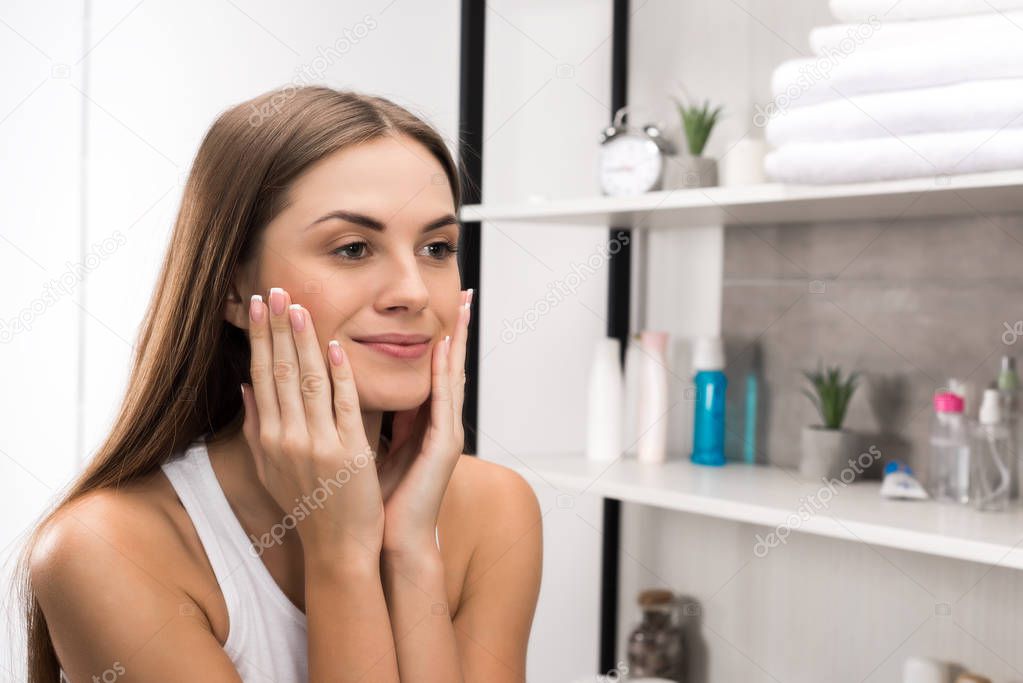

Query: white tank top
left=159, top=435, right=440, bottom=682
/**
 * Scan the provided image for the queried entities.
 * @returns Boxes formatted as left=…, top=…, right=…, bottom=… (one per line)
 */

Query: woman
left=20, top=85, right=543, bottom=682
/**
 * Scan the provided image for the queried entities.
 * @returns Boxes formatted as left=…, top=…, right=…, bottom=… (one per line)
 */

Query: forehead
left=285, top=134, right=454, bottom=221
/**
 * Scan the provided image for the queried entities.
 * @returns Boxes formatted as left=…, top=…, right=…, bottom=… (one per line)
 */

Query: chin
left=355, top=377, right=432, bottom=412
left=346, top=342, right=434, bottom=410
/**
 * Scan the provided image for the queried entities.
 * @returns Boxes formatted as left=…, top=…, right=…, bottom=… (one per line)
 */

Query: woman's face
left=231, top=134, right=461, bottom=412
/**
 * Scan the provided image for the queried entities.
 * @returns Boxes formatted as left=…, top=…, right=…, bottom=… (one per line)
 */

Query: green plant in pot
left=667, top=93, right=723, bottom=189
left=799, top=362, right=863, bottom=480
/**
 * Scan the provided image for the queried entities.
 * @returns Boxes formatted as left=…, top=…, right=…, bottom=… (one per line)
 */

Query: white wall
left=476, top=1, right=614, bottom=680
left=0, top=1, right=84, bottom=676
left=0, top=1, right=462, bottom=679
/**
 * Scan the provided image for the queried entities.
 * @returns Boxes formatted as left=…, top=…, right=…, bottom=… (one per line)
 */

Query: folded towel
left=770, top=40, right=1023, bottom=109
left=830, top=0, right=1023, bottom=23
left=766, top=78, right=1023, bottom=146
left=764, top=127, right=1023, bottom=184
left=810, top=10, right=1023, bottom=55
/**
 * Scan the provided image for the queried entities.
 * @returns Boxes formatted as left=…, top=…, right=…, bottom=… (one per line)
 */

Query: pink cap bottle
left=933, top=391, right=964, bottom=413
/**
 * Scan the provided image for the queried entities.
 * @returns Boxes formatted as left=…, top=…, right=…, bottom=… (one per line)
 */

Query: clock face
left=599, top=134, right=663, bottom=197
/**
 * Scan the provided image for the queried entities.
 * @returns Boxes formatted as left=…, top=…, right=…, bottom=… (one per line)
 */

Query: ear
left=224, top=260, right=256, bottom=330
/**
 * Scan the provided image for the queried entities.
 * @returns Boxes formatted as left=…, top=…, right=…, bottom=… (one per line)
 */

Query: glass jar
left=625, top=589, right=685, bottom=682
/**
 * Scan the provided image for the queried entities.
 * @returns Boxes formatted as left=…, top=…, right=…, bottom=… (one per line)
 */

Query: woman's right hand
left=239, top=286, right=385, bottom=562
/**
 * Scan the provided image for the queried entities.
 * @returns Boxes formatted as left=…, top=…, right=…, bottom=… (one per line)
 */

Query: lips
left=352, top=333, right=431, bottom=345
left=352, top=333, right=432, bottom=360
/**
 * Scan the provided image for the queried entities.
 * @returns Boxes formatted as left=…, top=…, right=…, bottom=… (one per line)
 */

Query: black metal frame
left=457, top=0, right=631, bottom=675
left=601, top=0, right=630, bottom=673
left=458, top=0, right=485, bottom=456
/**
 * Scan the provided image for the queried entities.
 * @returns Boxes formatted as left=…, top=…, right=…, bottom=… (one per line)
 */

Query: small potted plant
left=667, top=93, right=723, bottom=189
left=799, top=362, right=862, bottom=480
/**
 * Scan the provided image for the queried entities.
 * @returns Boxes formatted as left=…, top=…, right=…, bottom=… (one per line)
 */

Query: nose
left=376, top=252, right=430, bottom=313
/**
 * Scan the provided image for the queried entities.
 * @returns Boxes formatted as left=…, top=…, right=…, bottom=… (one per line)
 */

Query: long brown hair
left=15, top=84, right=464, bottom=682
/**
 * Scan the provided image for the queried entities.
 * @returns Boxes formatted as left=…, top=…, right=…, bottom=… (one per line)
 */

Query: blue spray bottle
left=691, top=337, right=728, bottom=467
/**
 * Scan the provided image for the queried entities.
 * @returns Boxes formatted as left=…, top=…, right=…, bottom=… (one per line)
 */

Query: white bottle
left=637, top=331, right=670, bottom=464
left=586, top=337, right=624, bottom=462
left=622, top=334, right=643, bottom=457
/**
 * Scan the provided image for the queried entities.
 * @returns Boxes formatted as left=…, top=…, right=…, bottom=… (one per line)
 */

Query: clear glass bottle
left=928, top=391, right=970, bottom=504
left=626, top=589, right=685, bottom=682
left=972, top=388, right=1013, bottom=511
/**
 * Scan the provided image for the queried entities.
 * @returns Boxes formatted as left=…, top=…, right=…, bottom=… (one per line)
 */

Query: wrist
left=381, top=539, right=443, bottom=574
left=303, top=540, right=381, bottom=578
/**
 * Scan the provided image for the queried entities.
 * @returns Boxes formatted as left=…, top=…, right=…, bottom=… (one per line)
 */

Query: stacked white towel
left=764, top=0, right=1023, bottom=184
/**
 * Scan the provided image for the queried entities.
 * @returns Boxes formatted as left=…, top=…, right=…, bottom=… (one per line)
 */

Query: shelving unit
left=484, top=452, right=1023, bottom=570
left=456, top=2, right=1023, bottom=678
left=459, top=169, right=1023, bottom=229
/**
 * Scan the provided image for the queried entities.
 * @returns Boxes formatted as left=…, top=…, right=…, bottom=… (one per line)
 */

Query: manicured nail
left=269, top=287, right=286, bottom=315
left=444, top=334, right=451, bottom=352
left=329, top=340, right=343, bottom=366
left=250, top=295, right=264, bottom=323
left=289, top=304, right=305, bottom=331
left=466, top=288, right=474, bottom=307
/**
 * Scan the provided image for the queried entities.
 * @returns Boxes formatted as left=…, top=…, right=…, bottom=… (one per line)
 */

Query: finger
left=287, top=303, right=336, bottom=444
left=427, top=334, right=454, bottom=454
left=327, top=338, right=369, bottom=453
left=247, top=294, right=281, bottom=437
left=240, top=383, right=266, bottom=483
left=268, top=287, right=308, bottom=438
left=449, top=289, right=472, bottom=421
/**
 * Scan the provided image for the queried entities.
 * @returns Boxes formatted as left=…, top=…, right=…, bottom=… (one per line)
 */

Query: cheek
left=299, top=298, right=356, bottom=346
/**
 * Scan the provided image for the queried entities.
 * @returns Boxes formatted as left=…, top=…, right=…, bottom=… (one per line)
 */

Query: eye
left=331, top=241, right=369, bottom=260
left=422, top=240, right=459, bottom=261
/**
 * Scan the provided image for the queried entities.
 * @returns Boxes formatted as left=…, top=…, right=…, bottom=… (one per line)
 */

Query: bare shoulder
left=29, top=474, right=240, bottom=680
left=31, top=476, right=184, bottom=589
left=450, top=453, right=542, bottom=523
left=30, top=474, right=206, bottom=624
left=447, top=453, right=543, bottom=576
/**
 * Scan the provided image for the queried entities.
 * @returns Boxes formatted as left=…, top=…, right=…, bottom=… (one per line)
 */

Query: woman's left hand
left=379, top=288, right=472, bottom=556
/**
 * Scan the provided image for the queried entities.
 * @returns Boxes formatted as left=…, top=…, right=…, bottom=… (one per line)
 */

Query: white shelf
left=459, top=170, right=1023, bottom=229
left=486, top=451, right=1023, bottom=570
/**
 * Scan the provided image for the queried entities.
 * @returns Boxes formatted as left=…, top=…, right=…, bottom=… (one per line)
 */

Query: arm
left=381, top=465, right=543, bottom=682
left=304, top=544, right=400, bottom=682
left=381, top=540, right=461, bottom=682
left=31, top=496, right=244, bottom=682
left=451, top=467, right=542, bottom=682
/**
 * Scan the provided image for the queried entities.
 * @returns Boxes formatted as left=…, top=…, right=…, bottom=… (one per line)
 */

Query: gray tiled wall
left=721, top=212, right=1023, bottom=472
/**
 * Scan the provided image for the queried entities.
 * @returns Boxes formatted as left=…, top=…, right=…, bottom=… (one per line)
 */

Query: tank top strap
left=161, top=440, right=246, bottom=618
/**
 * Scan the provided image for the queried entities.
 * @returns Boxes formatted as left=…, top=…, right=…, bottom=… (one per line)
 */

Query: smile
left=353, top=340, right=431, bottom=359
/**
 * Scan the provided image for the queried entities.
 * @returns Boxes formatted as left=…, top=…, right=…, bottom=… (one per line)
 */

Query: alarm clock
left=598, top=106, right=676, bottom=197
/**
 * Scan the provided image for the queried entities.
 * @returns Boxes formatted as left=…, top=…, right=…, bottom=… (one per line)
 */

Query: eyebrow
left=304, top=210, right=460, bottom=234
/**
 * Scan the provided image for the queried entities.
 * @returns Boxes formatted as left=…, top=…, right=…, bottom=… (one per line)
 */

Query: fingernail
left=466, top=288, right=474, bottom=307
left=250, top=295, right=264, bottom=323
left=269, top=287, right=286, bottom=315
left=444, top=334, right=451, bottom=352
left=329, top=340, right=343, bottom=366
left=288, top=304, right=305, bottom=331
